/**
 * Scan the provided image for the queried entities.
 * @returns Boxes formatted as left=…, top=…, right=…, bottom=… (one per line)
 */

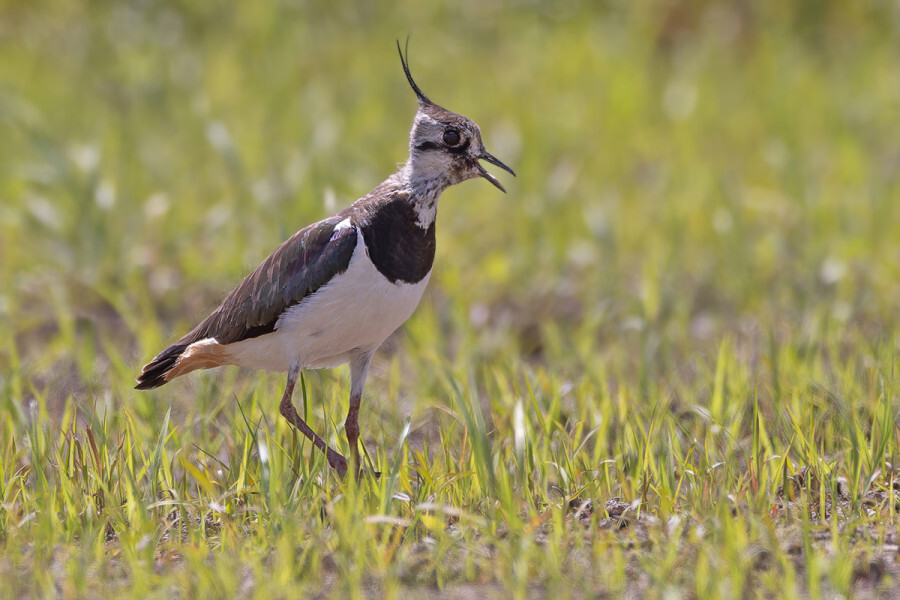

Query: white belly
left=224, top=229, right=430, bottom=372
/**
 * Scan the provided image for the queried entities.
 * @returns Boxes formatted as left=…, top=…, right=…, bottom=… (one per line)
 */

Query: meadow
left=2, top=1, right=900, bottom=597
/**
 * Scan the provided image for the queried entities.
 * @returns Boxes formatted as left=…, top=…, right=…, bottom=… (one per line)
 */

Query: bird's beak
left=474, top=150, right=516, bottom=193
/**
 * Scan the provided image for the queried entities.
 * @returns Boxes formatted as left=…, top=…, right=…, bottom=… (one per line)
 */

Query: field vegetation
left=2, top=1, right=900, bottom=597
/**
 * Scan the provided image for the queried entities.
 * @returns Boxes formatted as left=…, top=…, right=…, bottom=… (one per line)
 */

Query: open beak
left=474, top=150, right=516, bottom=193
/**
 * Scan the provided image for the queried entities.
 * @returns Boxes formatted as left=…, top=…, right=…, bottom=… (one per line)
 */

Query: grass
left=2, top=1, right=900, bottom=597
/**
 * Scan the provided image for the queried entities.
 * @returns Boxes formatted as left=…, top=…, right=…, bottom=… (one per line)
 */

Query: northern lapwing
left=135, top=42, right=515, bottom=477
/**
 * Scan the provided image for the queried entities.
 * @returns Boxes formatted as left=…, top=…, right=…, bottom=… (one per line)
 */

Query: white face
left=404, top=101, right=514, bottom=195
left=397, top=45, right=514, bottom=192
left=408, top=109, right=488, bottom=186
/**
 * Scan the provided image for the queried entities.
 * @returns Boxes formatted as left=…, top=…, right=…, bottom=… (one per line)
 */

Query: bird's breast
left=360, top=197, right=436, bottom=284
left=273, top=229, right=431, bottom=368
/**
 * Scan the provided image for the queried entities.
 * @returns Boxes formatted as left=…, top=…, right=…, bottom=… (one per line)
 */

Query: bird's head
left=399, top=41, right=515, bottom=193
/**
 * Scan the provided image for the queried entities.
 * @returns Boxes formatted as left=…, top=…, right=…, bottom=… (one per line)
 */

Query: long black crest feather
left=397, top=38, right=431, bottom=105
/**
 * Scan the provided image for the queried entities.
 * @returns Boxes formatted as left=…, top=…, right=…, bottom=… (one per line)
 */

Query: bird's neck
left=393, top=161, right=452, bottom=229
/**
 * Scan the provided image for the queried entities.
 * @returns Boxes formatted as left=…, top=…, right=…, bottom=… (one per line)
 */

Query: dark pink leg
left=279, top=365, right=347, bottom=476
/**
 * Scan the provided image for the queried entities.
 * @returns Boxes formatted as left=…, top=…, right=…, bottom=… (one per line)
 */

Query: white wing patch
left=331, top=217, right=353, bottom=240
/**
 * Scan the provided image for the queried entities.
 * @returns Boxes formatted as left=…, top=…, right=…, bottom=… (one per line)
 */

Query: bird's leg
left=345, top=394, right=361, bottom=474
left=345, top=352, right=374, bottom=477
left=279, top=364, right=348, bottom=476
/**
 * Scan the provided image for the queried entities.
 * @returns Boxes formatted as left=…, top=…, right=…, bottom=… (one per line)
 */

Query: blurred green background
left=2, top=1, right=900, bottom=596
left=2, top=1, right=897, bottom=395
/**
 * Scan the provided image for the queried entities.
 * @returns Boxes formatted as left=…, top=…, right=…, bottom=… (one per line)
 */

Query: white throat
left=397, top=163, right=447, bottom=229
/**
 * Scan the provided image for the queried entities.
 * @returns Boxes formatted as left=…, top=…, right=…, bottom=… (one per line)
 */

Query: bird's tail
left=134, top=344, right=188, bottom=390
left=135, top=338, right=231, bottom=390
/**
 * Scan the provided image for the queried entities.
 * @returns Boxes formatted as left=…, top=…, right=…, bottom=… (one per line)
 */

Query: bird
left=135, top=41, right=515, bottom=477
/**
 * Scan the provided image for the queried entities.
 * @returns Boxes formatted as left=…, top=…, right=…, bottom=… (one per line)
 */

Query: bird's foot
left=326, top=450, right=381, bottom=480
left=355, top=469, right=382, bottom=481
left=326, top=449, right=348, bottom=477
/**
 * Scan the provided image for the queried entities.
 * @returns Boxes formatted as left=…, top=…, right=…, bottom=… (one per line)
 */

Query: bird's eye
left=443, top=129, right=461, bottom=146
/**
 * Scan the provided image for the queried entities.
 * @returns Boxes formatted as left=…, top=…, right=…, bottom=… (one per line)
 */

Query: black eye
left=443, top=129, right=461, bottom=146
